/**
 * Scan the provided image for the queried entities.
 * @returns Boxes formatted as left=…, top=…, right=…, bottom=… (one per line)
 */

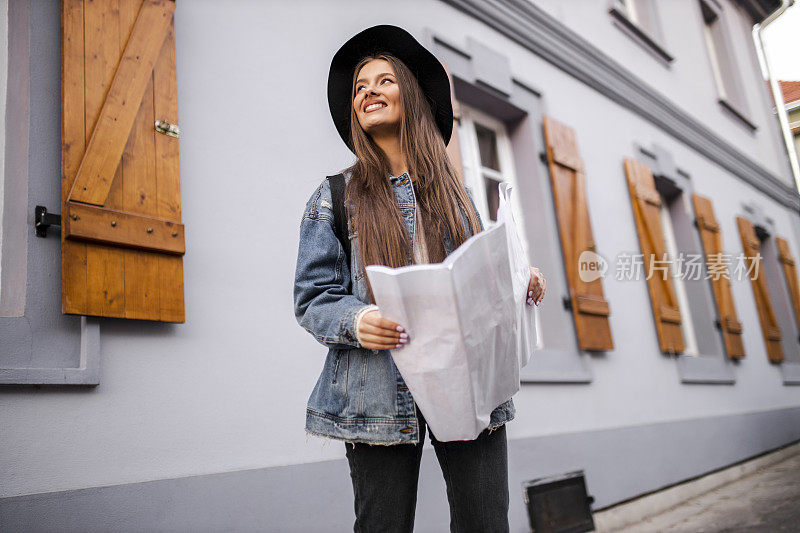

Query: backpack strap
left=328, top=173, right=351, bottom=264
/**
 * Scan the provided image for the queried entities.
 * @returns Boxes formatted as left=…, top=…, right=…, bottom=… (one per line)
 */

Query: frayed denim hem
left=306, top=409, right=422, bottom=445
left=305, top=428, right=413, bottom=447
left=305, top=397, right=515, bottom=445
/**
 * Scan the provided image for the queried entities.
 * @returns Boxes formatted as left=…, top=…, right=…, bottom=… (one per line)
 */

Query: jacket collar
left=389, top=171, right=410, bottom=184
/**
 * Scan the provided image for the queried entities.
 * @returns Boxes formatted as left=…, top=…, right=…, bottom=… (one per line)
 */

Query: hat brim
left=327, top=25, right=453, bottom=152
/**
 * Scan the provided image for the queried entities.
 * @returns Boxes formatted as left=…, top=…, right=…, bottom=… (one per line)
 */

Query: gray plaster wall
left=2, top=407, right=799, bottom=532
left=2, top=1, right=800, bottom=528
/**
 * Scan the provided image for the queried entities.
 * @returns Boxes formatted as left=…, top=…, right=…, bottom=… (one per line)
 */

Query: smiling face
left=352, top=58, right=403, bottom=139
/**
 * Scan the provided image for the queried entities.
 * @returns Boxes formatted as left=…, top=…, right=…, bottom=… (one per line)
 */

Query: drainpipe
left=753, top=0, right=800, bottom=200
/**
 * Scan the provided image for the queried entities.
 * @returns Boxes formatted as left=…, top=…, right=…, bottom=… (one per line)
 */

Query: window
left=703, top=11, right=727, bottom=99
left=759, top=233, right=799, bottom=364
left=1, top=0, right=102, bottom=385
left=738, top=212, right=800, bottom=371
left=774, top=236, right=800, bottom=384
left=458, top=106, right=516, bottom=226
left=691, top=191, right=746, bottom=362
left=614, top=0, right=659, bottom=38
left=609, top=0, right=673, bottom=63
left=625, top=155, right=733, bottom=366
left=457, top=104, right=543, bottom=350
left=474, top=124, right=502, bottom=222
left=1, top=0, right=24, bottom=319
left=627, top=148, right=752, bottom=382
left=659, top=194, right=700, bottom=356
left=699, top=0, right=754, bottom=128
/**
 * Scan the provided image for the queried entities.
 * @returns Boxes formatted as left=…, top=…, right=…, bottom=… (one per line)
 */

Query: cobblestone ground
left=616, top=450, right=800, bottom=532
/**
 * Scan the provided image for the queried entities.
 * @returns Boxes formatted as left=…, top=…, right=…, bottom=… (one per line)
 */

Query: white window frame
left=703, top=17, right=728, bottom=101
left=659, top=194, right=700, bottom=356
left=698, top=0, right=753, bottom=129
left=457, top=104, right=543, bottom=349
left=458, top=107, right=519, bottom=230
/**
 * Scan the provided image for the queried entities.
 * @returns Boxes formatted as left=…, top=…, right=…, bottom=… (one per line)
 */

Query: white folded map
left=366, top=183, right=536, bottom=441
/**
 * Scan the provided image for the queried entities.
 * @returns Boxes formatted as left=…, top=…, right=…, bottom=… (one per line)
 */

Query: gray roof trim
left=441, top=0, right=800, bottom=210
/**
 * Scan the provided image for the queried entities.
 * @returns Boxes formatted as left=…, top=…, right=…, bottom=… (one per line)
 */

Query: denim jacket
left=294, top=171, right=515, bottom=444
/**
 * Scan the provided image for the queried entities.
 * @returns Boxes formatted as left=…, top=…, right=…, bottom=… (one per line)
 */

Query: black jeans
left=344, top=406, right=510, bottom=532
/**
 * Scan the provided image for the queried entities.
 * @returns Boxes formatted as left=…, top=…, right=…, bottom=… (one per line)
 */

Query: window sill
left=718, top=98, right=758, bottom=132
left=0, top=316, right=100, bottom=385
left=676, top=353, right=735, bottom=384
left=609, top=7, right=674, bottom=65
left=781, top=362, right=800, bottom=385
left=520, top=348, right=593, bottom=383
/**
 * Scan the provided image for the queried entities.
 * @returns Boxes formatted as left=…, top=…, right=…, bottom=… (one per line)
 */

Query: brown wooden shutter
left=736, top=217, right=783, bottom=362
left=623, top=158, right=684, bottom=354
left=61, top=0, right=184, bottom=322
left=691, top=193, right=745, bottom=358
left=542, top=116, right=613, bottom=351
left=776, top=237, right=800, bottom=334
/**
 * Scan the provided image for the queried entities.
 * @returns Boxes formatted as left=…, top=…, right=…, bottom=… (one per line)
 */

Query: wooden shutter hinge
left=34, top=205, right=61, bottom=238
left=155, top=120, right=179, bottom=138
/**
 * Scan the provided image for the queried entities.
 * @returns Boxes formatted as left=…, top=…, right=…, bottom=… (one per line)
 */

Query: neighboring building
left=779, top=79, right=800, bottom=162
left=2, top=1, right=800, bottom=531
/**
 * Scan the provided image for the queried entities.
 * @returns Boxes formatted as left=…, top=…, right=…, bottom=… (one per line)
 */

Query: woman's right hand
left=358, top=310, right=409, bottom=350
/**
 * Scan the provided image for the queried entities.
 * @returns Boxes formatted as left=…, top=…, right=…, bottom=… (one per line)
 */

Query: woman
left=294, top=25, right=546, bottom=532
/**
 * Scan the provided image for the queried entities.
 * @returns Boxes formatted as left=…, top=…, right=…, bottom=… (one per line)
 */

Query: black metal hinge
left=35, top=205, right=61, bottom=238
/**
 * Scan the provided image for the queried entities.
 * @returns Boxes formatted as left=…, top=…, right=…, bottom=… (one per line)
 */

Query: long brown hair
left=346, top=53, right=482, bottom=302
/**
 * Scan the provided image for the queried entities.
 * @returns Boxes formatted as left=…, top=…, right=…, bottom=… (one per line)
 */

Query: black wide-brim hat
left=327, top=24, right=453, bottom=152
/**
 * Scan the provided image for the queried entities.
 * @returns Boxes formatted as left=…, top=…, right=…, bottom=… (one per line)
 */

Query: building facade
left=2, top=0, right=800, bottom=531
left=779, top=79, right=800, bottom=162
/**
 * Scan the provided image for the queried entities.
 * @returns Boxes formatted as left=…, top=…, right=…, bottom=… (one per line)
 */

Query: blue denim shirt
left=294, top=171, right=515, bottom=444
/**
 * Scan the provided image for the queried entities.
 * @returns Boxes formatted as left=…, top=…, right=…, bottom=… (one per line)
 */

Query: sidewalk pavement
left=594, top=441, right=800, bottom=532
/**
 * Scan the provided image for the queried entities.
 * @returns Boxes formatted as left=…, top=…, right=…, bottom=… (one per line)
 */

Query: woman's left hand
left=527, top=266, right=546, bottom=306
